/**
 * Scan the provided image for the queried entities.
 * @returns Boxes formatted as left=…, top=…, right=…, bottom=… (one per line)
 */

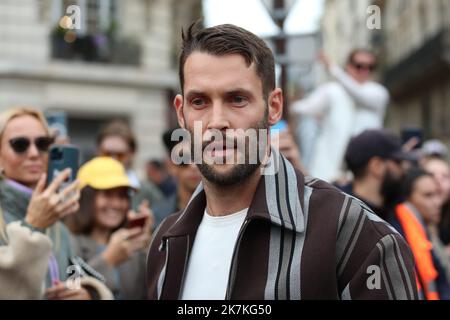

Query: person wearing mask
left=66, top=157, right=153, bottom=299
left=391, top=168, right=450, bottom=300
left=96, top=120, right=163, bottom=210
left=0, top=107, right=112, bottom=300
left=290, top=49, right=389, bottom=182
left=343, top=129, right=417, bottom=220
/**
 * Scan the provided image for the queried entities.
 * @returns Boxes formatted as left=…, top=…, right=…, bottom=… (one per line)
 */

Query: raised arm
left=329, top=64, right=389, bottom=112
left=290, top=85, right=329, bottom=117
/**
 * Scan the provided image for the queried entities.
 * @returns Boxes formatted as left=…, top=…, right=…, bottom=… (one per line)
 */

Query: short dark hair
left=402, top=168, right=433, bottom=199
left=346, top=48, right=376, bottom=66
left=349, top=164, right=369, bottom=179
left=147, top=159, right=164, bottom=170
left=179, top=21, right=275, bottom=98
left=96, top=120, right=137, bottom=152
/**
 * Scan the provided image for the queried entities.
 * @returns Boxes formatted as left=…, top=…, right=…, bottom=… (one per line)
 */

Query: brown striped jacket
left=146, top=149, right=418, bottom=300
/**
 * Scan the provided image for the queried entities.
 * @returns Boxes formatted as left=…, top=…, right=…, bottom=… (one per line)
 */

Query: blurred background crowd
left=0, top=0, right=449, bottom=299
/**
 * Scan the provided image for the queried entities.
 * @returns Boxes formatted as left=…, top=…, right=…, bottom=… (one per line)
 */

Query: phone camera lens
left=50, top=148, right=63, bottom=160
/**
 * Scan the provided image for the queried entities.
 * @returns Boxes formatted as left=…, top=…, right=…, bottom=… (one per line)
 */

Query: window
left=50, top=0, right=138, bottom=65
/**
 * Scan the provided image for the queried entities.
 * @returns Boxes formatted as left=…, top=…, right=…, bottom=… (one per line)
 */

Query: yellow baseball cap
left=77, top=157, right=133, bottom=190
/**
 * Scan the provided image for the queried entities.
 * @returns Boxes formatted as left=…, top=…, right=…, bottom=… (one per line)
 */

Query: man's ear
left=267, top=88, right=283, bottom=126
left=174, top=94, right=185, bottom=129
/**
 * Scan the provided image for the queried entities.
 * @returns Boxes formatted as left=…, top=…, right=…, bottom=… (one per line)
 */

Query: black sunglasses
left=9, top=136, right=54, bottom=154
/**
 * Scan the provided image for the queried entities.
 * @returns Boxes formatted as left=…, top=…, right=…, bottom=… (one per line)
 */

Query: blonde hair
left=0, top=107, right=50, bottom=242
left=0, top=107, right=50, bottom=147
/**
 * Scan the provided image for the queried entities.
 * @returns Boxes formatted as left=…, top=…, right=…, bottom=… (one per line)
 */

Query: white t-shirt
left=181, top=208, right=248, bottom=300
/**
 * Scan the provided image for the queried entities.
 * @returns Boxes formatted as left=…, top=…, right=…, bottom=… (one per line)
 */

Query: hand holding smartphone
left=124, top=200, right=154, bottom=235
left=124, top=215, right=148, bottom=229
left=47, top=145, right=80, bottom=192
left=401, top=128, right=423, bottom=151
left=25, top=145, right=81, bottom=229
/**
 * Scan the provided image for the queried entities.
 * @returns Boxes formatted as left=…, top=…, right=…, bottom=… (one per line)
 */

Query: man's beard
left=381, top=169, right=403, bottom=208
left=187, top=113, right=269, bottom=187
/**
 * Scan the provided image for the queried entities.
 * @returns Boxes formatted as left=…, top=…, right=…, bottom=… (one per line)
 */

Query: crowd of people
left=0, top=22, right=449, bottom=300
left=335, top=129, right=450, bottom=299
left=289, top=43, right=450, bottom=300
left=0, top=105, right=207, bottom=299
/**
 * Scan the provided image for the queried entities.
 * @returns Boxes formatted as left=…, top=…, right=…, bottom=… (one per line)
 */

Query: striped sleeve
left=336, top=198, right=419, bottom=300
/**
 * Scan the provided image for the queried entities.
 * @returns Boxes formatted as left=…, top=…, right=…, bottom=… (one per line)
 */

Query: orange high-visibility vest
left=395, top=203, right=439, bottom=300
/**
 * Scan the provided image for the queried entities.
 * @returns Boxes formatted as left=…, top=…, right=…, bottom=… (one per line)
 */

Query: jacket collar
left=0, top=179, right=31, bottom=221
left=162, top=148, right=306, bottom=240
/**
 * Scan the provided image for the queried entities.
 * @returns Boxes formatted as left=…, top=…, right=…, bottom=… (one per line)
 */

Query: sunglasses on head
left=9, top=136, right=54, bottom=154
left=352, top=61, right=376, bottom=72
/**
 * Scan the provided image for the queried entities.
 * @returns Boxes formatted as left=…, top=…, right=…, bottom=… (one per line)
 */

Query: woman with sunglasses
left=65, top=157, right=153, bottom=299
left=0, top=107, right=112, bottom=299
left=317, top=49, right=389, bottom=136
left=289, top=49, right=389, bottom=182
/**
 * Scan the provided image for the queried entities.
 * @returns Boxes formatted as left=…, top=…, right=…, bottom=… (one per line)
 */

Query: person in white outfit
left=290, top=49, right=390, bottom=182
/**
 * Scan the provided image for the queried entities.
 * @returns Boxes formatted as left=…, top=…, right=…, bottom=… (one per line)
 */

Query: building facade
left=0, top=0, right=201, bottom=174
left=381, top=0, right=450, bottom=145
left=321, top=0, right=376, bottom=66
left=320, top=0, right=450, bottom=145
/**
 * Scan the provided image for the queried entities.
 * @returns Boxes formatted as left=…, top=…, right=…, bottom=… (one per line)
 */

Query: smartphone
left=401, top=128, right=423, bottom=150
left=47, top=145, right=80, bottom=190
left=45, top=111, right=68, bottom=139
left=125, top=216, right=148, bottom=229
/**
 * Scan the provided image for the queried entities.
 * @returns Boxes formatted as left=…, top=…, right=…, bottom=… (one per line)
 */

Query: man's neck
left=203, top=169, right=261, bottom=217
left=353, top=177, right=384, bottom=208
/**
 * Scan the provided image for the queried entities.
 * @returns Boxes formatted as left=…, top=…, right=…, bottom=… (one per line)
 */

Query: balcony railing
left=51, top=27, right=141, bottom=66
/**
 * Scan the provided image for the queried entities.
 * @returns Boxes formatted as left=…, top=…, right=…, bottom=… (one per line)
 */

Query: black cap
left=345, top=129, right=418, bottom=173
